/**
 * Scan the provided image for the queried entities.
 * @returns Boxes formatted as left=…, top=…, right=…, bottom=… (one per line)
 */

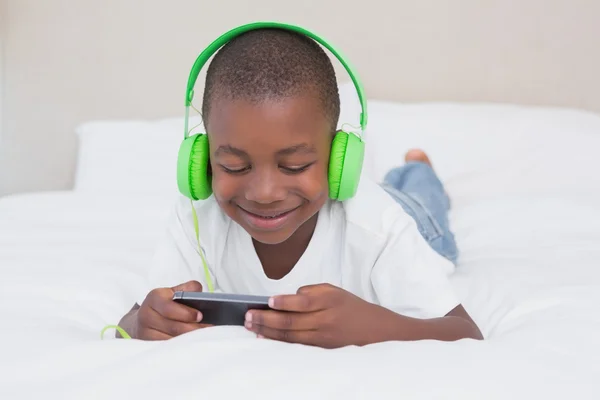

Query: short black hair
left=201, top=28, right=340, bottom=131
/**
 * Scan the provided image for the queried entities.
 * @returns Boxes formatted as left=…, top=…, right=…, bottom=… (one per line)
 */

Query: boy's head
left=201, top=28, right=340, bottom=245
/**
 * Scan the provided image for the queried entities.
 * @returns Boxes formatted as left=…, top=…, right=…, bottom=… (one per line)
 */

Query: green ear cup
left=328, top=132, right=365, bottom=201
left=328, top=133, right=348, bottom=199
left=177, top=134, right=212, bottom=200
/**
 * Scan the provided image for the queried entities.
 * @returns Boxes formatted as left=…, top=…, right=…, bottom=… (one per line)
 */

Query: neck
left=253, top=212, right=318, bottom=280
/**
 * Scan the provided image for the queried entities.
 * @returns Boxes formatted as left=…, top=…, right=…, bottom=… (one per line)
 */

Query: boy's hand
left=135, top=280, right=212, bottom=340
left=244, top=283, right=395, bottom=348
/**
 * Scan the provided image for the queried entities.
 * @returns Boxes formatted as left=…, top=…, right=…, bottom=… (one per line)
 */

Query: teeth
left=258, top=213, right=284, bottom=219
left=246, top=209, right=291, bottom=219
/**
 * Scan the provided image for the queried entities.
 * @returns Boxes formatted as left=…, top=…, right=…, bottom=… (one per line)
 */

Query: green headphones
left=176, top=21, right=368, bottom=202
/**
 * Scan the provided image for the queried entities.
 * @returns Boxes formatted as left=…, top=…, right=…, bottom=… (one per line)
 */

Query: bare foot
left=404, top=149, right=432, bottom=167
left=404, top=148, right=449, bottom=206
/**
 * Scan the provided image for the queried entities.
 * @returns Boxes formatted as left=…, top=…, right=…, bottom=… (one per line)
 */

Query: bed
left=1, top=91, right=600, bottom=399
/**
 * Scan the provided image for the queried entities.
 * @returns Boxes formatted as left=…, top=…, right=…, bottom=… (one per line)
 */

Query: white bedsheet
left=2, top=103, right=600, bottom=399
left=1, top=193, right=599, bottom=399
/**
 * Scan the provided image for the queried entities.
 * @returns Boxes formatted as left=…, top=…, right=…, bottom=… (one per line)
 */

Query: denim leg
left=381, top=162, right=458, bottom=264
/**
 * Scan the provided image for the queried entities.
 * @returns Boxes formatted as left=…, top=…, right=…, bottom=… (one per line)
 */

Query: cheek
left=210, top=170, right=238, bottom=202
left=298, top=162, right=329, bottom=200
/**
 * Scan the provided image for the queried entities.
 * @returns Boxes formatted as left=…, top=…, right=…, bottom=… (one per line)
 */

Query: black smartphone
left=172, top=291, right=271, bottom=326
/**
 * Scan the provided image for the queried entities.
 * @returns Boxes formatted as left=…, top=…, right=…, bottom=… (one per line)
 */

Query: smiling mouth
left=239, top=206, right=299, bottom=219
left=237, top=205, right=301, bottom=231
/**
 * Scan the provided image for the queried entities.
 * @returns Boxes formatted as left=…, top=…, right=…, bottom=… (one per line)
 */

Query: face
left=207, top=94, right=332, bottom=245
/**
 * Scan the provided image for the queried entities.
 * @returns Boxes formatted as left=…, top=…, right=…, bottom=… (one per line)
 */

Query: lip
left=238, top=205, right=300, bottom=231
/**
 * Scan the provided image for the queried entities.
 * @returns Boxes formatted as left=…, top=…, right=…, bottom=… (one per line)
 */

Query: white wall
left=1, top=0, right=600, bottom=195
left=0, top=1, right=5, bottom=195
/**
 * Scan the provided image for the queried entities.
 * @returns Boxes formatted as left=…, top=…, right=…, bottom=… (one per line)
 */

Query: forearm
left=373, top=307, right=483, bottom=343
left=116, top=304, right=140, bottom=339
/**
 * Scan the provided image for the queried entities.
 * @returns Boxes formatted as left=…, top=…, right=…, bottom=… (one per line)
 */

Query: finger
left=138, top=328, right=172, bottom=341
left=296, top=283, right=333, bottom=295
left=171, top=280, right=203, bottom=293
left=247, top=324, right=317, bottom=345
left=269, top=292, right=328, bottom=312
left=269, top=283, right=337, bottom=312
left=161, top=320, right=207, bottom=337
left=246, top=310, right=320, bottom=331
left=141, top=326, right=213, bottom=341
left=149, top=292, right=202, bottom=323
left=146, top=307, right=207, bottom=337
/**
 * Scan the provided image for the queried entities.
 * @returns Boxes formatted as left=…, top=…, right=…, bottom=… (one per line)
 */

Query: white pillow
left=361, top=101, right=600, bottom=206
left=74, top=116, right=204, bottom=194
left=73, top=82, right=361, bottom=194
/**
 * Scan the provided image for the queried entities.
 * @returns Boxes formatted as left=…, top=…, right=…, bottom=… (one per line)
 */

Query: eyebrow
left=276, top=143, right=317, bottom=156
left=214, top=143, right=316, bottom=157
left=214, top=145, right=248, bottom=158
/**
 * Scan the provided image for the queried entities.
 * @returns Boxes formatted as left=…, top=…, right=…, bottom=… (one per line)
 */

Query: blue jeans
left=381, top=162, right=458, bottom=264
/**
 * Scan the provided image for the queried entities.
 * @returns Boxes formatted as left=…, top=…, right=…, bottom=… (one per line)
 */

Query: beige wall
left=0, top=1, right=5, bottom=156
left=1, top=0, right=600, bottom=195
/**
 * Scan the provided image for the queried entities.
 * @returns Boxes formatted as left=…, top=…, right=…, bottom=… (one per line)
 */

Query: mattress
left=1, top=100, right=600, bottom=399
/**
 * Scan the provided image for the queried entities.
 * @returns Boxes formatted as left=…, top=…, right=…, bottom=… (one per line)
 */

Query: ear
left=330, top=129, right=341, bottom=141
left=206, top=133, right=213, bottom=176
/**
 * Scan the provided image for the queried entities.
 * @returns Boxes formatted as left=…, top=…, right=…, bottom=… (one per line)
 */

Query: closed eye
left=220, top=165, right=251, bottom=174
left=280, top=163, right=314, bottom=174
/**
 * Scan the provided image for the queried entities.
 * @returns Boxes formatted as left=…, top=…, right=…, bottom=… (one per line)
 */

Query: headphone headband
left=184, top=21, right=368, bottom=138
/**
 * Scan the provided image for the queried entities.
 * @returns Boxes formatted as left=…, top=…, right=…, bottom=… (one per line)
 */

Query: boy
left=118, top=28, right=483, bottom=347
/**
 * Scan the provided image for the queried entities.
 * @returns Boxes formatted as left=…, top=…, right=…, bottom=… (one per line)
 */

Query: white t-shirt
left=139, top=176, right=459, bottom=319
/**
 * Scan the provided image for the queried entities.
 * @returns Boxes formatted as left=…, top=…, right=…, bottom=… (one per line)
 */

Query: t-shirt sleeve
left=370, top=215, right=460, bottom=319
left=136, top=199, right=216, bottom=306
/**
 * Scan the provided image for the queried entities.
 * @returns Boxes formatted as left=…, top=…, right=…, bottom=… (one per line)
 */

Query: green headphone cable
left=100, top=324, right=131, bottom=339
left=188, top=103, right=205, bottom=136
left=191, top=200, right=215, bottom=292
left=101, top=201, right=213, bottom=340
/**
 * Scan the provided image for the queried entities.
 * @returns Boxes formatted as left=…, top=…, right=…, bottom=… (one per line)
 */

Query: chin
left=248, top=228, right=296, bottom=245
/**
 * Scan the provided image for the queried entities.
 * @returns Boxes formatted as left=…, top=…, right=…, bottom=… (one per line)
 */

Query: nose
left=245, top=169, right=286, bottom=204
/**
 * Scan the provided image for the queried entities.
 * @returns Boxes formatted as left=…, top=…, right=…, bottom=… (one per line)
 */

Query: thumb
left=171, top=280, right=203, bottom=293
left=297, top=283, right=332, bottom=295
